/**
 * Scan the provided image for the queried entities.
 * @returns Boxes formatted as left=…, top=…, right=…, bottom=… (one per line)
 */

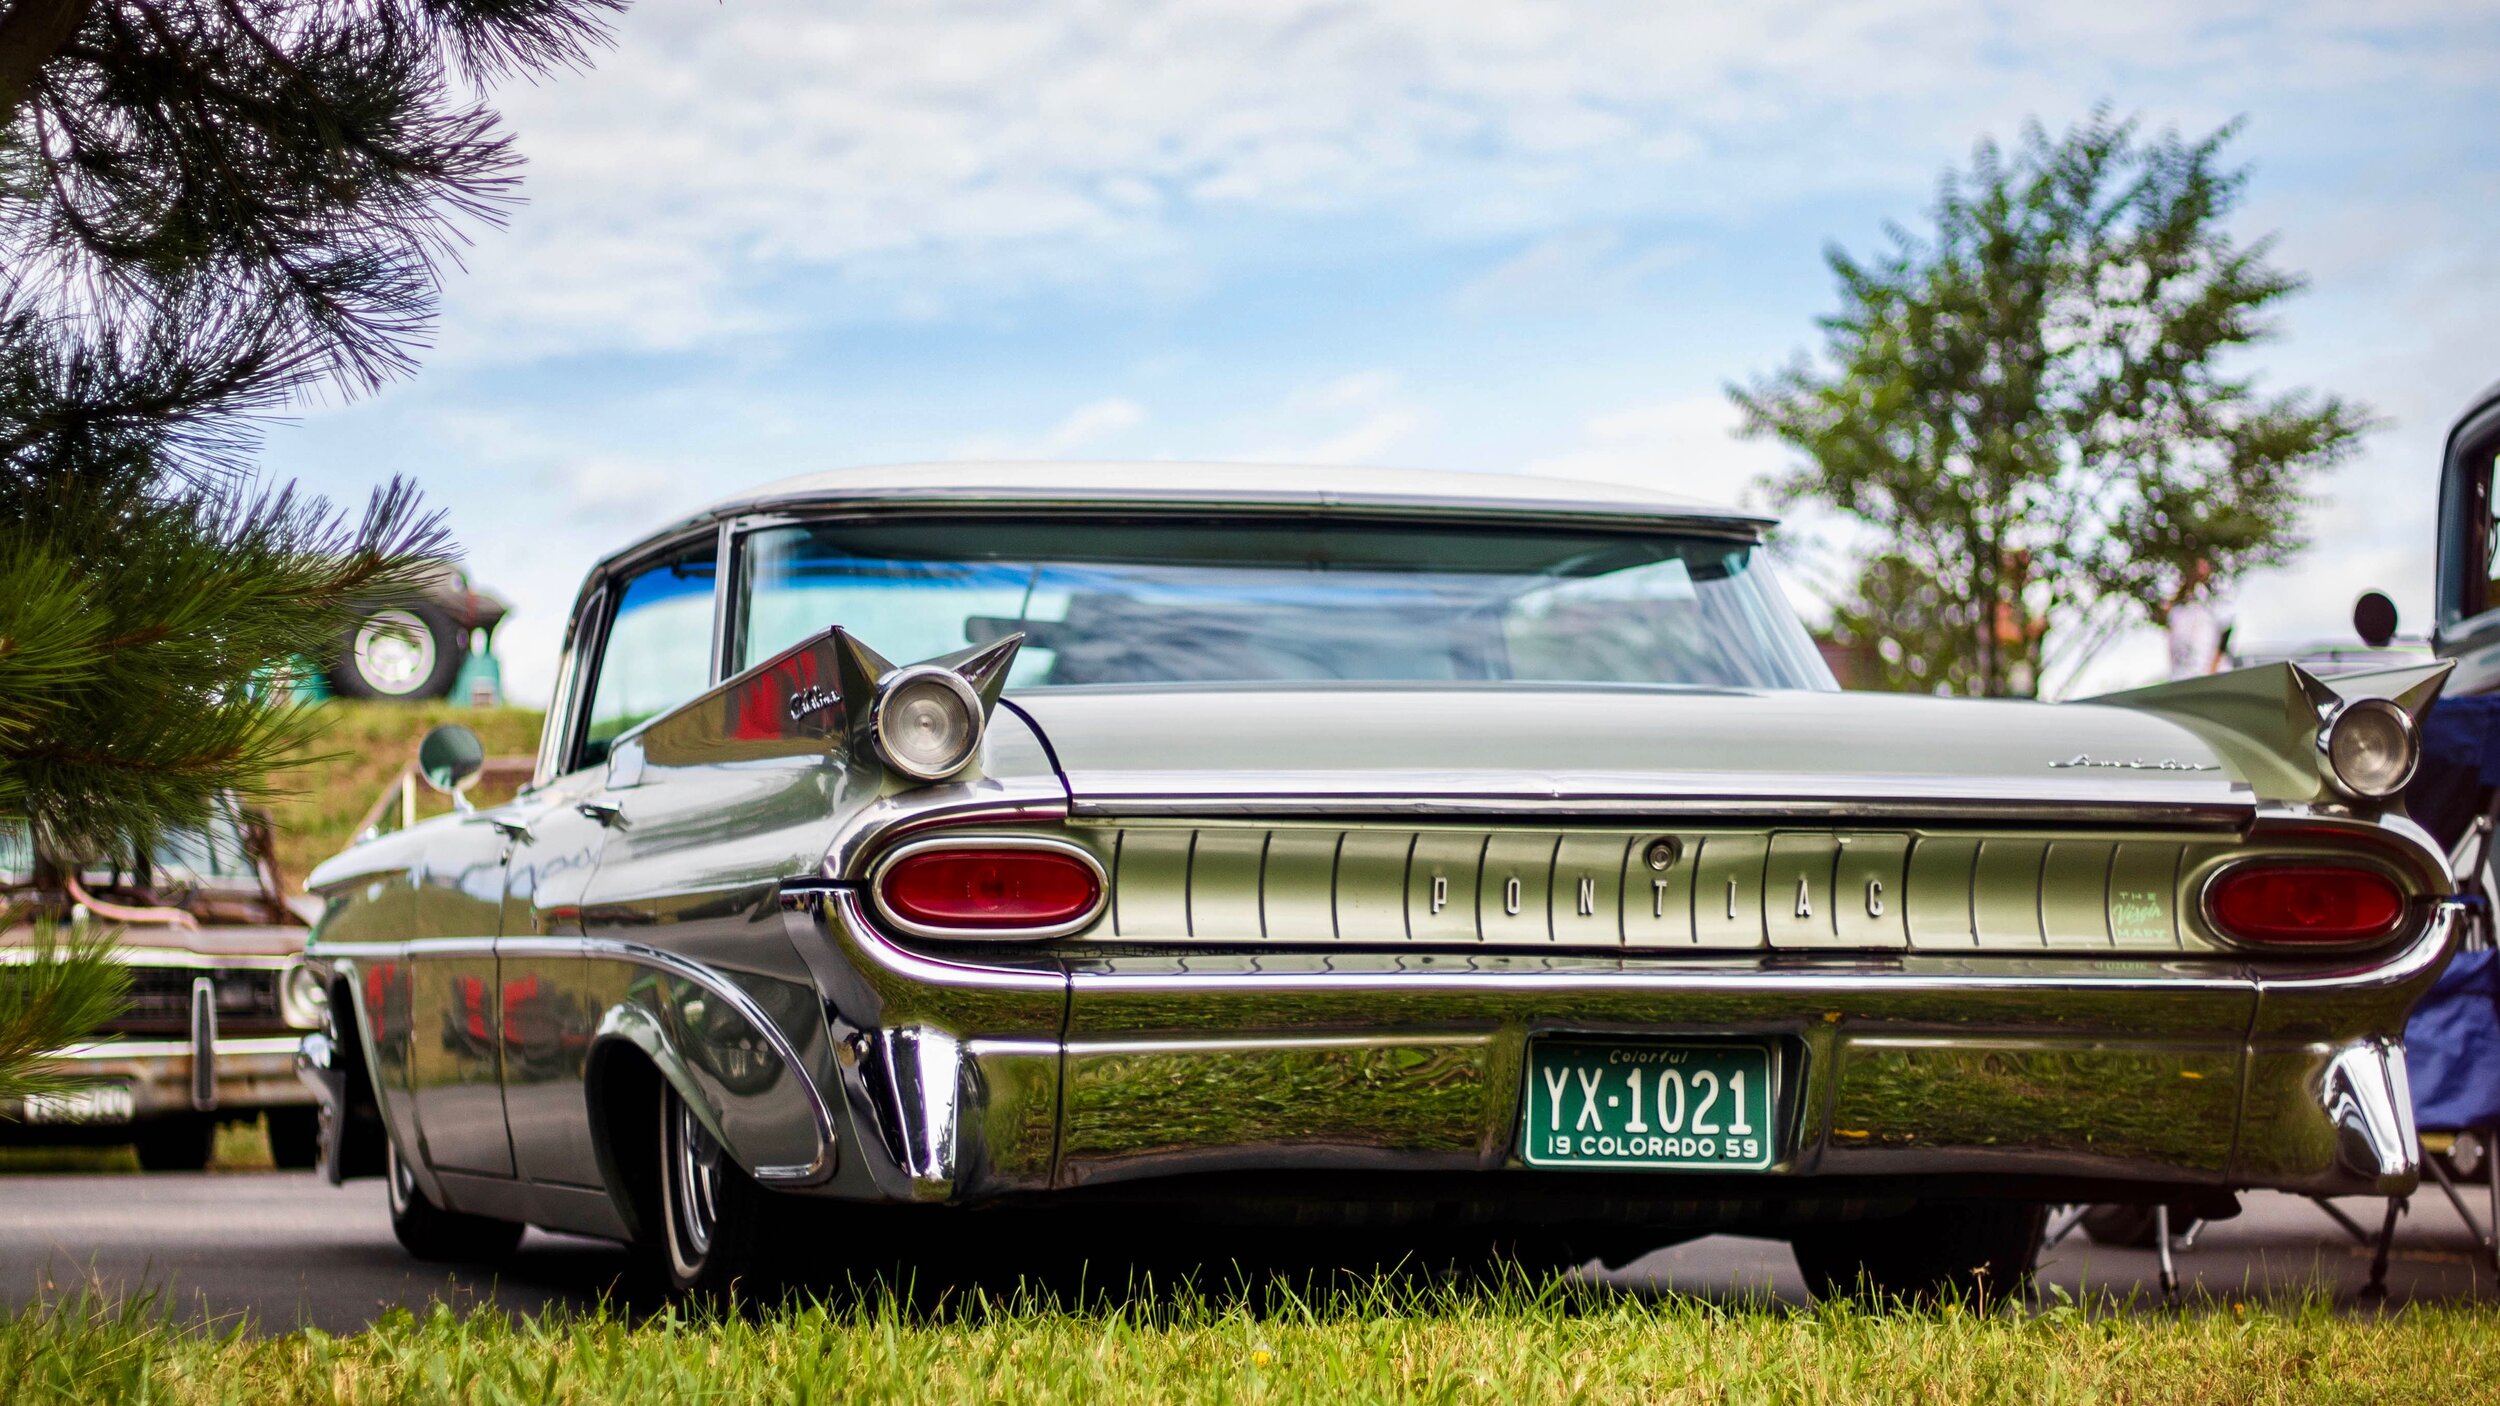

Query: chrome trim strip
left=493, top=935, right=839, bottom=1185
left=1060, top=770, right=2252, bottom=825
left=867, top=834, right=1110, bottom=941
left=0, top=947, right=303, bottom=969
left=312, top=934, right=840, bottom=1187
left=821, top=788, right=1076, bottom=879
left=1062, top=1032, right=1497, bottom=1057
left=589, top=493, right=1775, bottom=589
left=54, top=1035, right=304, bottom=1060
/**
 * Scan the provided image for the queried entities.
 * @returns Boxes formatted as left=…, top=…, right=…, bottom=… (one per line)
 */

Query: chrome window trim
left=865, top=834, right=1110, bottom=942
left=586, top=493, right=1775, bottom=590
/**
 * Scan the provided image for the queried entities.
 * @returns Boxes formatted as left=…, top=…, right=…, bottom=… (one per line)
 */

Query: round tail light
left=2206, top=864, right=2406, bottom=945
left=873, top=843, right=1105, bottom=938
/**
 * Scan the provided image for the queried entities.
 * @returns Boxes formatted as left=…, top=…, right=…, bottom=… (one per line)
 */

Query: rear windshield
left=731, top=516, right=1833, bottom=692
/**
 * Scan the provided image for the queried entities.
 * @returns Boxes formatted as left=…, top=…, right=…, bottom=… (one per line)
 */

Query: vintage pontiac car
left=297, top=463, right=2459, bottom=1300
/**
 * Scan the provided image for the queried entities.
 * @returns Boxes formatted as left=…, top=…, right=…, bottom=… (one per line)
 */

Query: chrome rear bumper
left=797, top=892, right=2456, bottom=1208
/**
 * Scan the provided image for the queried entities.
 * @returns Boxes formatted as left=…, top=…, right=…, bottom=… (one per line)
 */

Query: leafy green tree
left=0, top=0, right=618, bottom=1091
left=1735, top=110, right=2370, bottom=697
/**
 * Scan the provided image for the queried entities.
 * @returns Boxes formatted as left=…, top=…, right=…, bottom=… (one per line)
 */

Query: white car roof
left=741, top=459, right=1753, bottom=523
left=591, top=459, right=1770, bottom=582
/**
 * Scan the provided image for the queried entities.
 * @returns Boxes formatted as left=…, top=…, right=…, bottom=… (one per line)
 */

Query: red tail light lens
left=876, top=846, right=1104, bottom=936
left=2207, top=864, right=2406, bottom=945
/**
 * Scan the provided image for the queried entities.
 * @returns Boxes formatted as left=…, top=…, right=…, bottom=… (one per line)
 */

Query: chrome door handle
left=576, top=800, right=625, bottom=828
left=488, top=817, right=532, bottom=843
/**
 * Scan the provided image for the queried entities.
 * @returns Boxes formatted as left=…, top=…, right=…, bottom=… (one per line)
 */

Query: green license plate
left=1521, top=1041, right=1775, bottom=1170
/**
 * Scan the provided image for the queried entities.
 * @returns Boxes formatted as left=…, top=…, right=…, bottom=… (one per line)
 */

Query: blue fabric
left=2403, top=694, right=2500, bottom=852
left=2409, top=949, right=2500, bottom=1131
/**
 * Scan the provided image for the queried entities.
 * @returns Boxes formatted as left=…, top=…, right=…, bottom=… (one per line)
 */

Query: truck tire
left=331, top=606, right=465, bottom=700
left=1790, top=1200, right=2047, bottom=1306
left=388, top=1146, right=523, bottom=1264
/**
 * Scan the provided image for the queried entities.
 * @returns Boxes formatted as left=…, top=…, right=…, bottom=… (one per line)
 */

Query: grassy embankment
left=4, top=1281, right=2498, bottom=1404
left=262, top=700, right=546, bottom=891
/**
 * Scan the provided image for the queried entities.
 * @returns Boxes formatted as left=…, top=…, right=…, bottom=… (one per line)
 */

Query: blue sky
left=255, top=0, right=2500, bottom=704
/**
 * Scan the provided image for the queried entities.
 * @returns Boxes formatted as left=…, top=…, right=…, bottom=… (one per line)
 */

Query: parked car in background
left=299, top=462, right=2458, bottom=1301
left=2, top=800, right=327, bottom=1169
left=328, top=561, right=511, bottom=703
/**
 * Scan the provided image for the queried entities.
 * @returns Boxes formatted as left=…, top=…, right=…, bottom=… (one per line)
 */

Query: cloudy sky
left=257, top=0, right=2500, bottom=704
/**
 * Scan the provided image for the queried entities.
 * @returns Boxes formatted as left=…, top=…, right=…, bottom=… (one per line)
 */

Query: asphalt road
left=0, top=1174, right=2491, bottom=1334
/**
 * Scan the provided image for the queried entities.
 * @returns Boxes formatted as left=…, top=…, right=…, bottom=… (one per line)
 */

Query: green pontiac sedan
left=295, top=462, right=2458, bottom=1301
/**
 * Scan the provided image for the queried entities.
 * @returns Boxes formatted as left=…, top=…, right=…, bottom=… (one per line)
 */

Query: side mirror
left=2354, top=591, right=2399, bottom=649
left=417, top=724, right=486, bottom=795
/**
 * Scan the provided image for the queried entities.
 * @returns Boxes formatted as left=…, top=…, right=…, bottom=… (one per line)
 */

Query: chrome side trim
left=1061, top=770, right=2252, bottom=825
left=496, top=936, right=838, bottom=1186
left=319, top=935, right=839, bottom=1187
left=867, top=834, right=1109, bottom=941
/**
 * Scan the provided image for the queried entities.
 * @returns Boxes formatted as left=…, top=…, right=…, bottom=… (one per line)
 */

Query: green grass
left=264, top=701, right=544, bottom=889
left=1, top=1279, right=2496, bottom=1404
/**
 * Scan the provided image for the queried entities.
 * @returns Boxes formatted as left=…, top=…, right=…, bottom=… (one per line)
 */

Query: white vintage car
left=297, top=462, right=2456, bottom=1301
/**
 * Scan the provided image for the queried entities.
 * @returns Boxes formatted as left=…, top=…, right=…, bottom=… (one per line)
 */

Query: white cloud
left=1452, top=229, right=1697, bottom=315
left=432, top=0, right=2499, bottom=362
left=1240, top=371, right=1429, bottom=464
left=952, top=396, right=1148, bottom=458
left=1524, top=394, right=1784, bottom=509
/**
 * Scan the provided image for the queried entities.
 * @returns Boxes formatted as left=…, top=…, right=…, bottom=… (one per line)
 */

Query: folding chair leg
left=2362, top=1197, right=2404, bottom=1303
left=2041, top=1203, right=2090, bottom=1250
left=2426, top=1152, right=2492, bottom=1252
left=2489, top=1134, right=2500, bottom=1277
left=2155, top=1204, right=2179, bottom=1303
left=2311, top=1197, right=2374, bottom=1245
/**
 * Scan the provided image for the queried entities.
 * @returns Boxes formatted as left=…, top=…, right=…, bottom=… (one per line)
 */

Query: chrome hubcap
left=665, top=1097, right=723, bottom=1266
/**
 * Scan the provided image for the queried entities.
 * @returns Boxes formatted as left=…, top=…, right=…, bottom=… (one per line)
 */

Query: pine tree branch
left=0, top=0, right=89, bottom=129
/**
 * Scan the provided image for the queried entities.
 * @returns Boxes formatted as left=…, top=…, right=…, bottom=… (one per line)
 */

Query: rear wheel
left=133, top=1115, right=216, bottom=1172
left=388, top=1146, right=523, bottom=1264
left=656, top=1086, right=770, bottom=1301
left=266, top=1108, right=322, bottom=1170
left=1790, top=1201, right=2047, bottom=1306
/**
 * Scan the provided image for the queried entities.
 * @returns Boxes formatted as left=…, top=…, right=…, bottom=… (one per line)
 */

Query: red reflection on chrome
left=2208, top=865, right=2404, bottom=944
left=879, top=848, right=1101, bottom=931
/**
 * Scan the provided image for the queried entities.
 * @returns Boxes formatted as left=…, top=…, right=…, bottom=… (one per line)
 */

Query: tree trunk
left=0, top=0, right=89, bottom=128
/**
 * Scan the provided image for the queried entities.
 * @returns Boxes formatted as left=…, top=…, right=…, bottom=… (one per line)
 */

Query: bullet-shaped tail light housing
left=2204, top=862, right=2408, bottom=947
left=870, top=837, right=1108, bottom=940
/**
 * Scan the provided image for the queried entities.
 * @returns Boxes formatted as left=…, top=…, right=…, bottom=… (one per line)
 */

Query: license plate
left=1521, top=1040, right=1775, bottom=1170
left=21, top=1082, right=135, bottom=1126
